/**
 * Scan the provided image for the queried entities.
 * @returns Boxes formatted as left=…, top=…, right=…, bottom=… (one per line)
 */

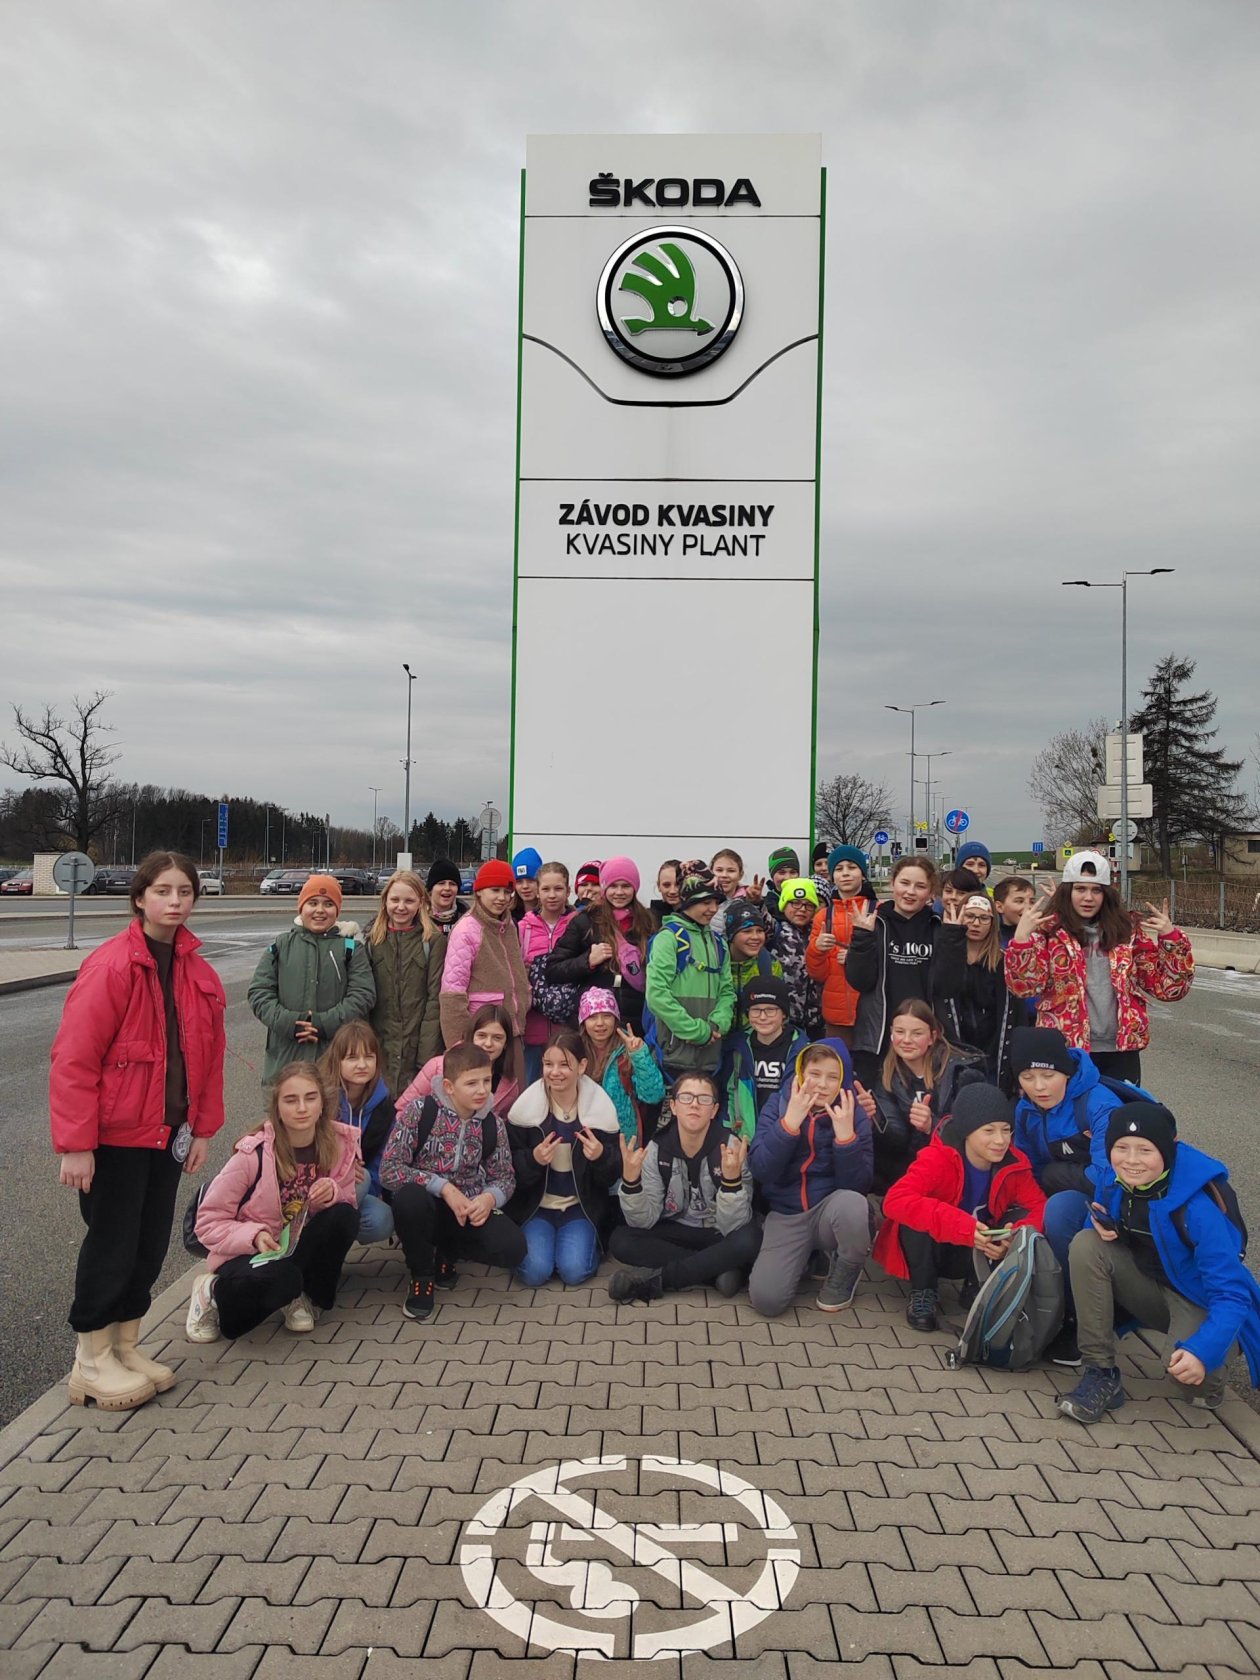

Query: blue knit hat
left=512, top=847, right=543, bottom=881
left=956, top=841, right=991, bottom=871
left=827, top=844, right=869, bottom=877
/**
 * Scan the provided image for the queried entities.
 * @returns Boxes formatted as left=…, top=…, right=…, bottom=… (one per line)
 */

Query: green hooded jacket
left=644, top=912, right=735, bottom=1074
left=367, top=926, right=445, bottom=1097
left=248, top=920, right=376, bottom=1085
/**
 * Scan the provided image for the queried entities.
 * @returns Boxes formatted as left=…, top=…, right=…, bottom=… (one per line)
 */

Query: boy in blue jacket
left=1060, top=1103, right=1260, bottom=1423
left=747, top=1041, right=873, bottom=1317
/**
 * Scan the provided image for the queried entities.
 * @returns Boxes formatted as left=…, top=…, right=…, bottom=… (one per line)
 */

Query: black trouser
left=1090, top=1049, right=1142, bottom=1084
left=608, top=1219, right=762, bottom=1291
left=899, top=1226, right=973, bottom=1293
left=69, top=1142, right=183, bottom=1332
left=391, top=1183, right=527, bottom=1277
left=213, top=1203, right=357, bottom=1339
left=851, top=1050, right=882, bottom=1090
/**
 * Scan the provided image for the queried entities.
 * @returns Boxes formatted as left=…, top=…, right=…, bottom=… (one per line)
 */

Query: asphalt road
left=2, top=934, right=1258, bottom=1428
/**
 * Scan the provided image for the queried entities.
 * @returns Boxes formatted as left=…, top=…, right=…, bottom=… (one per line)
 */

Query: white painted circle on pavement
left=459, top=1453, right=800, bottom=1660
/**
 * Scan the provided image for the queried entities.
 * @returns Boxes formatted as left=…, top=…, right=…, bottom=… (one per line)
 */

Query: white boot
left=67, top=1328, right=156, bottom=1411
left=114, top=1320, right=176, bottom=1392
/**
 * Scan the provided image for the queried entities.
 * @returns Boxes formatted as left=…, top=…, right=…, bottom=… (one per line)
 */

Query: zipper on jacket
left=799, top=1115, right=817, bottom=1213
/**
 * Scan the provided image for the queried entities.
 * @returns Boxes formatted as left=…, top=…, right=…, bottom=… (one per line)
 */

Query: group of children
left=49, top=842, right=1259, bottom=1433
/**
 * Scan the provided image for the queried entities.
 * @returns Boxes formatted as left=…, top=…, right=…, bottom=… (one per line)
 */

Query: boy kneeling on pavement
left=1059, top=1102, right=1260, bottom=1423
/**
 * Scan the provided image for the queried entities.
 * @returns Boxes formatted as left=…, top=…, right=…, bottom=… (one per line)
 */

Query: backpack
left=945, top=1226, right=1064, bottom=1372
left=412, top=1094, right=499, bottom=1166
left=641, top=922, right=728, bottom=1061
left=1071, top=1073, right=1156, bottom=1132
left=527, top=952, right=581, bottom=1024
left=1172, top=1178, right=1248, bottom=1259
left=182, top=1143, right=266, bottom=1258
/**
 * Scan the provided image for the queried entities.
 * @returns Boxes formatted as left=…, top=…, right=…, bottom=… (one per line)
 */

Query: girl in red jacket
left=186, top=1062, right=359, bottom=1344
left=874, top=1084, right=1045, bottom=1333
left=49, top=851, right=226, bottom=1411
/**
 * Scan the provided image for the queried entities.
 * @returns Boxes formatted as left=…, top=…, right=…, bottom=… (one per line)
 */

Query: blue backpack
left=641, top=921, right=728, bottom=1064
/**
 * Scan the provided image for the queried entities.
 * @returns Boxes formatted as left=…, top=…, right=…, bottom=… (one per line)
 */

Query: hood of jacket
left=290, top=916, right=363, bottom=939
left=431, top=1073, right=500, bottom=1124
left=791, top=1035, right=855, bottom=1089
left=507, top=1072, right=620, bottom=1134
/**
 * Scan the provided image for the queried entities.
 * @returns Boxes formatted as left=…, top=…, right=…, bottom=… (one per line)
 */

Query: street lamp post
left=369, top=786, right=381, bottom=870
left=1061, top=569, right=1174, bottom=903
left=199, top=817, right=211, bottom=865
left=887, top=701, right=945, bottom=849
left=401, top=663, right=417, bottom=864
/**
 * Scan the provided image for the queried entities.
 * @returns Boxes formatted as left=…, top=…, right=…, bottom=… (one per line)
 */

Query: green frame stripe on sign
left=506, top=166, right=526, bottom=853
left=809, top=166, right=827, bottom=857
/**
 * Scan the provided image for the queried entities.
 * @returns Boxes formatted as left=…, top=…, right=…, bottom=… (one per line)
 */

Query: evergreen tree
left=1128, top=654, right=1246, bottom=875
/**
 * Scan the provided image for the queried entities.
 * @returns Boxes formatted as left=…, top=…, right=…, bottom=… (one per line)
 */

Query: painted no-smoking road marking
left=459, top=1454, right=801, bottom=1661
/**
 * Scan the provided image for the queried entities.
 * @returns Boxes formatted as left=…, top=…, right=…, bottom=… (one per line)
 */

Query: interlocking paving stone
left=15, top=1596, right=145, bottom=1650
left=147, top=1648, right=266, bottom=1679
left=37, top=1647, right=165, bottom=1680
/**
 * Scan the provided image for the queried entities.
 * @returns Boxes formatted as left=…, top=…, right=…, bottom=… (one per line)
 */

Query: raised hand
left=719, top=1133, right=748, bottom=1180
left=852, top=904, right=879, bottom=935
left=746, top=875, right=765, bottom=905
left=814, top=928, right=837, bottom=951
left=533, top=1131, right=563, bottom=1166
left=782, top=1080, right=813, bottom=1136
left=940, top=899, right=964, bottom=925
left=617, top=1024, right=644, bottom=1056
left=575, top=1124, right=604, bottom=1161
left=853, top=1080, right=877, bottom=1122
left=908, top=1091, right=933, bottom=1134
left=619, top=1133, right=649, bottom=1182
left=826, top=1088, right=856, bottom=1143
left=1014, top=886, right=1054, bottom=943
left=1141, top=898, right=1174, bottom=940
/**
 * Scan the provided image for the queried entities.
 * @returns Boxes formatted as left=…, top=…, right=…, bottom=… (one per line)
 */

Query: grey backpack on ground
left=945, top=1226, right=1064, bottom=1372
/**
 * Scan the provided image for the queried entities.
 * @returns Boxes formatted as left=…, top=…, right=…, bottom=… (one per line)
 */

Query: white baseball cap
left=1061, top=849, right=1111, bottom=886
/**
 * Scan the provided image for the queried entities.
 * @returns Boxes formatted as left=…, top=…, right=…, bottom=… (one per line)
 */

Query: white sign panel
left=510, top=135, right=824, bottom=874
left=1105, top=731, right=1144, bottom=785
left=1096, top=783, right=1154, bottom=820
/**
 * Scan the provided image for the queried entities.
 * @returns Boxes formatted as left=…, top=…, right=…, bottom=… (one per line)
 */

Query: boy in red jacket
left=874, top=1084, right=1045, bottom=1332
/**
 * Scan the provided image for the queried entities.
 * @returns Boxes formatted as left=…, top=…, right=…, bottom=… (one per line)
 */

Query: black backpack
left=1172, top=1178, right=1248, bottom=1259
left=182, top=1143, right=265, bottom=1258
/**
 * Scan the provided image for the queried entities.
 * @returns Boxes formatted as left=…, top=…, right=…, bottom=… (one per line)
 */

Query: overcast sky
left=3, top=1, right=1256, bottom=855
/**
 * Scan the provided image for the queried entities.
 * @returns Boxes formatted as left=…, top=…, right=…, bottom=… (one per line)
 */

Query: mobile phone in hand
left=1089, top=1202, right=1118, bottom=1233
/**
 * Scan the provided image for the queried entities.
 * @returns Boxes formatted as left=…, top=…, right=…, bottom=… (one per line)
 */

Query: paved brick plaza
left=3, top=1253, right=1259, bottom=1677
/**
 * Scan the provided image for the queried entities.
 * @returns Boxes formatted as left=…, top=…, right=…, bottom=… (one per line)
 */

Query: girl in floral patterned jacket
left=1003, top=851, right=1193, bottom=1085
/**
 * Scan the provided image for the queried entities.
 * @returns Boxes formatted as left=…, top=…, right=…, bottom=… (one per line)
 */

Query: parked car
left=93, top=867, right=136, bottom=895
left=197, top=868, right=224, bottom=896
left=328, top=868, right=375, bottom=896
left=0, top=866, right=21, bottom=886
left=0, top=868, right=34, bottom=895
left=264, top=868, right=316, bottom=895
left=258, top=868, right=286, bottom=894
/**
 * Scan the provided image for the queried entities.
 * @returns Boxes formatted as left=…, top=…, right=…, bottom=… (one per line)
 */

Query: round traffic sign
left=944, top=809, right=969, bottom=835
left=52, top=851, right=94, bottom=895
left=1114, top=818, right=1138, bottom=842
left=872, top=829, right=890, bottom=847
left=460, top=1454, right=800, bottom=1660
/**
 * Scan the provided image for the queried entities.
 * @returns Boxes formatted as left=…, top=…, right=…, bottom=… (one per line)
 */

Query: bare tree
left=1027, top=717, right=1107, bottom=848
left=1, top=691, right=124, bottom=853
left=814, top=773, right=893, bottom=847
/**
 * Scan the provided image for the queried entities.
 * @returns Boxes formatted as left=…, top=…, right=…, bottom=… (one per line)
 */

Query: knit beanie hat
left=828, top=844, right=870, bottom=877
left=680, top=871, right=721, bottom=909
left=946, top=1084, right=1015, bottom=1144
left=956, top=841, right=992, bottom=870
left=768, top=845, right=800, bottom=876
left=742, top=975, right=790, bottom=1015
left=599, top=855, right=641, bottom=894
left=575, top=860, right=602, bottom=891
left=726, top=902, right=765, bottom=942
left=811, top=840, right=830, bottom=869
left=1009, top=1027, right=1075, bottom=1079
left=578, top=986, right=620, bottom=1024
left=474, top=859, right=515, bottom=892
left=1105, top=1102, right=1177, bottom=1169
left=426, top=858, right=461, bottom=891
left=512, top=847, right=542, bottom=881
left=298, top=873, right=342, bottom=913
left=777, top=876, right=820, bottom=911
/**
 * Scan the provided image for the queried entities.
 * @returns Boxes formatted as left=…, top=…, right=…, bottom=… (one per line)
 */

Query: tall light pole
left=369, top=786, right=381, bottom=869
left=401, top=663, right=417, bottom=863
left=199, top=817, right=211, bottom=865
left=887, top=701, right=945, bottom=850
left=909, top=749, right=952, bottom=858
left=1061, top=569, right=1174, bottom=903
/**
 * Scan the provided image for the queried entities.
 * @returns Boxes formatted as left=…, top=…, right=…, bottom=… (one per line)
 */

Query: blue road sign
left=873, top=829, right=890, bottom=847
left=1031, top=841, right=1045, bottom=855
left=944, top=809, right=969, bottom=835
left=217, top=802, right=229, bottom=850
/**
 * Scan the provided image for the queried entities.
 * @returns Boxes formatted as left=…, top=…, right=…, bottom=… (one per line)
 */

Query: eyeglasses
left=673, top=1093, right=717, bottom=1107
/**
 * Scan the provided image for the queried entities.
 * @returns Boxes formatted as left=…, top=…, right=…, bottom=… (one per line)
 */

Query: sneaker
left=282, top=1294, right=317, bottom=1334
left=607, top=1267, right=665, bottom=1305
left=402, top=1275, right=435, bottom=1322
left=1183, top=1380, right=1226, bottom=1411
left=1058, top=1365, right=1126, bottom=1424
left=1046, top=1324, right=1081, bottom=1368
left=957, top=1273, right=980, bottom=1310
left=712, top=1269, right=745, bottom=1299
left=184, top=1274, right=220, bottom=1344
left=434, top=1257, right=460, bottom=1292
left=817, top=1255, right=863, bottom=1312
left=906, top=1288, right=938, bottom=1332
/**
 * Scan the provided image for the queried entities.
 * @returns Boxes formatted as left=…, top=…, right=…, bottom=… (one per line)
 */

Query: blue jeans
left=356, top=1181, right=395, bottom=1245
left=1043, top=1189, right=1089, bottom=1310
left=523, top=1041, right=544, bottom=1087
left=518, top=1211, right=600, bottom=1286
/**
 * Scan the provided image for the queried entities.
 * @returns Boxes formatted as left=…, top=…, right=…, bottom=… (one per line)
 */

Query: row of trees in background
left=0, top=692, right=483, bottom=870
left=1028, top=653, right=1253, bottom=873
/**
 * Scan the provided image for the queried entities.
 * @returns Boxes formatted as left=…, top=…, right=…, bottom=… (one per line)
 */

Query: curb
left=0, top=1264, right=200, bottom=1472
left=0, top=969, right=83, bottom=997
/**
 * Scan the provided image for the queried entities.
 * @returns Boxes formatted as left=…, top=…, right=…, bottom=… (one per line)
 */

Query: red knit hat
left=474, top=859, right=515, bottom=891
